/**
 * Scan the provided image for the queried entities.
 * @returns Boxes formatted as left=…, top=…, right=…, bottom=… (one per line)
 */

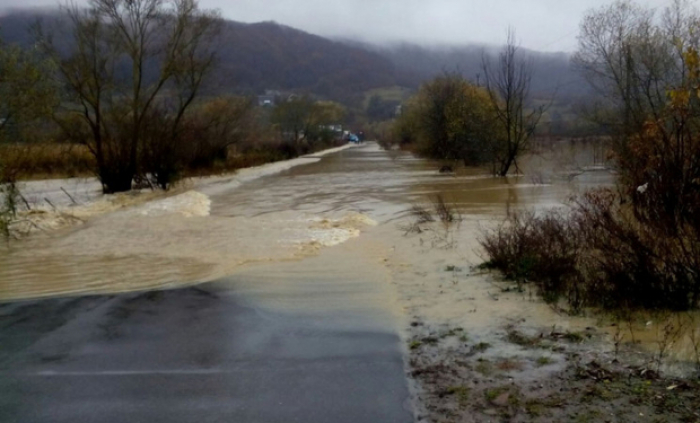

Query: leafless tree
left=40, top=0, right=222, bottom=192
left=482, top=28, right=545, bottom=176
left=573, top=1, right=700, bottom=142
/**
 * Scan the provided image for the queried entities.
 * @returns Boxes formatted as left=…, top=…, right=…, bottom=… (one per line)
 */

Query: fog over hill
left=0, top=9, right=589, bottom=106
left=352, top=41, right=588, bottom=99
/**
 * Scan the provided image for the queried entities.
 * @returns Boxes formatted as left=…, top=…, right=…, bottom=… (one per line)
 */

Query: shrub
left=480, top=209, right=585, bottom=308
left=481, top=187, right=700, bottom=312
left=573, top=189, right=700, bottom=310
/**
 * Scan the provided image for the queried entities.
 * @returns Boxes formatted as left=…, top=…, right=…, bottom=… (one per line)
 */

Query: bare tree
left=573, top=0, right=699, bottom=147
left=40, top=0, right=222, bottom=193
left=482, top=28, right=545, bottom=176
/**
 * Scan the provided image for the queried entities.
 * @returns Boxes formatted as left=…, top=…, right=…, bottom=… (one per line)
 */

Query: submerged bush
left=573, top=189, right=700, bottom=311
left=480, top=188, right=700, bottom=312
left=479, top=209, right=585, bottom=309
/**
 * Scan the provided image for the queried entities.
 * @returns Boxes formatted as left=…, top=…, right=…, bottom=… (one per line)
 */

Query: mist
left=0, top=0, right=676, bottom=52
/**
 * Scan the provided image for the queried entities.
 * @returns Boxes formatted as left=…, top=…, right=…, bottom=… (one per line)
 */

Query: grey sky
left=0, top=0, right=680, bottom=51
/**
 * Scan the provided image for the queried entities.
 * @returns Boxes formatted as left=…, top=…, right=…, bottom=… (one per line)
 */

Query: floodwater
left=0, top=142, right=607, bottom=299
left=2, top=141, right=696, bottom=368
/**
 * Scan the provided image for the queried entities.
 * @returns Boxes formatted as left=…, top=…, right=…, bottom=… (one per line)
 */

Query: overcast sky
left=0, top=0, right=679, bottom=51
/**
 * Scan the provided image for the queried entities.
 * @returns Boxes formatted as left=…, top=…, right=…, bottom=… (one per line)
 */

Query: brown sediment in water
left=0, top=204, right=377, bottom=301
left=2, top=142, right=698, bottom=420
left=0, top=145, right=373, bottom=301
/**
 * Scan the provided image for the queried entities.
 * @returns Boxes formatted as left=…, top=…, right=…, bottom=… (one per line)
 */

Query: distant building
left=257, top=95, right=275, bottom=107
left=257, top=90, right=282, bottom=107
left=325, top=124, right=343, bottom=133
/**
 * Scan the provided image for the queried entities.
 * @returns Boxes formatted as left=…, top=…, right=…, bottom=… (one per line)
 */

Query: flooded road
left=0, top=244, right=413, bottom=423
left=5, top=142, right=700, bottom=422
left=0, top=142, right=608, bottom=301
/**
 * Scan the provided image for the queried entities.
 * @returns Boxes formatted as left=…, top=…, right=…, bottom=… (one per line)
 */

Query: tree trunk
left=101, top=169, right=134, bottom=193
left=499, top=155, right=515, bottom=177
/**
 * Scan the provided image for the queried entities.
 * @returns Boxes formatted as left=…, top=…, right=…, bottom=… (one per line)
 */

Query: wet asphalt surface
left=0, top=281, right=413, bottom=423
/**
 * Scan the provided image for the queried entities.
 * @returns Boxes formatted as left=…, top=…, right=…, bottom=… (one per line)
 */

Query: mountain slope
left=0, top=12, right=398, bottom=104
left=0, top=10, right=586, bottom=104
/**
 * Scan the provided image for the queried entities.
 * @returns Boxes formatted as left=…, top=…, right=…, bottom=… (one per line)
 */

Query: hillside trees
left=41, top=0, right=222, bottom=192
left=366, top=95, right=400, bottom=122
left=0, top=43, right=57, bottom=144
left=393, top=73, right=500, bottom=167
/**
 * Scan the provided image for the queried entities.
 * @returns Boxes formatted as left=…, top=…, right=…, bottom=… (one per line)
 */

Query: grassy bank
left=2, top=139, right=347, bottom=182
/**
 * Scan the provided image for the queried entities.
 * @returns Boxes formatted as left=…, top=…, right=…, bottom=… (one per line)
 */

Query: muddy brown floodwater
left=1, top=142, right=699, bottom=422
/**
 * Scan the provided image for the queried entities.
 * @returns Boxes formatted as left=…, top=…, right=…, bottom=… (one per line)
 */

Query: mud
left=407, top=321, right=700, bottom=423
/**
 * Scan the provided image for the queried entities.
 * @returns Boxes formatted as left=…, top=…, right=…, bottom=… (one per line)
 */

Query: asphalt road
left=0, top=277, right=414, bottom=423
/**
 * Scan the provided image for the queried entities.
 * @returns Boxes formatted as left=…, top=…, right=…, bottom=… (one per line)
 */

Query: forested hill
left=213, top=21, right=398, bottom=102
left=363, top=43, right=588, bottom=99
left=0, top=10, right=585, bottom=104
left=0, top=11, right=399, bottom=104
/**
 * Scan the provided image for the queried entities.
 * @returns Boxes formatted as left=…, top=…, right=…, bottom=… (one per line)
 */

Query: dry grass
left=2, top=139, right=343, bottom=182
left=402, top=195, right=462, bottom=249
left=479, top=209, right=584, bottom=308
left=0, top=143, right=94, bottom=180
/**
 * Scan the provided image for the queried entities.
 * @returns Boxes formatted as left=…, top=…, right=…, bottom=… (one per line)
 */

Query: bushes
left=573, top=189, right=700, bottom=311
left=393, top=73, right=501, bottom=167
left=480, top=210, right=585, bottom=308
left=1, top=95, right=343, bottom=188
left=480, top=188, right=700, bottom=312
left=135, top=96, right=346, bottom=188
left=481, top=3, right=700, bottom=313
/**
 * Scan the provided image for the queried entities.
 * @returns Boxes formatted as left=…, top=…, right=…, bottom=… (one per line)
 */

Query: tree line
left=393, top=29, right=544, bottom=176
left=0, top=0, right=348, bottom=201
left=480, top=0, right=700, bottom=312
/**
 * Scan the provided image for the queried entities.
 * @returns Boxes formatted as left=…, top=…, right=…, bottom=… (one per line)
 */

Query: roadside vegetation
left=393, top=73, right=499, bottom=168
left=481, top=0, right=700, bottom=314
left=398, top=5, right=700, bottom=420
left=0, top=0, right=351, bottom=206
left=0, top=37, right=58, bottom=238
left=390, top=30, right=545, bottom=176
